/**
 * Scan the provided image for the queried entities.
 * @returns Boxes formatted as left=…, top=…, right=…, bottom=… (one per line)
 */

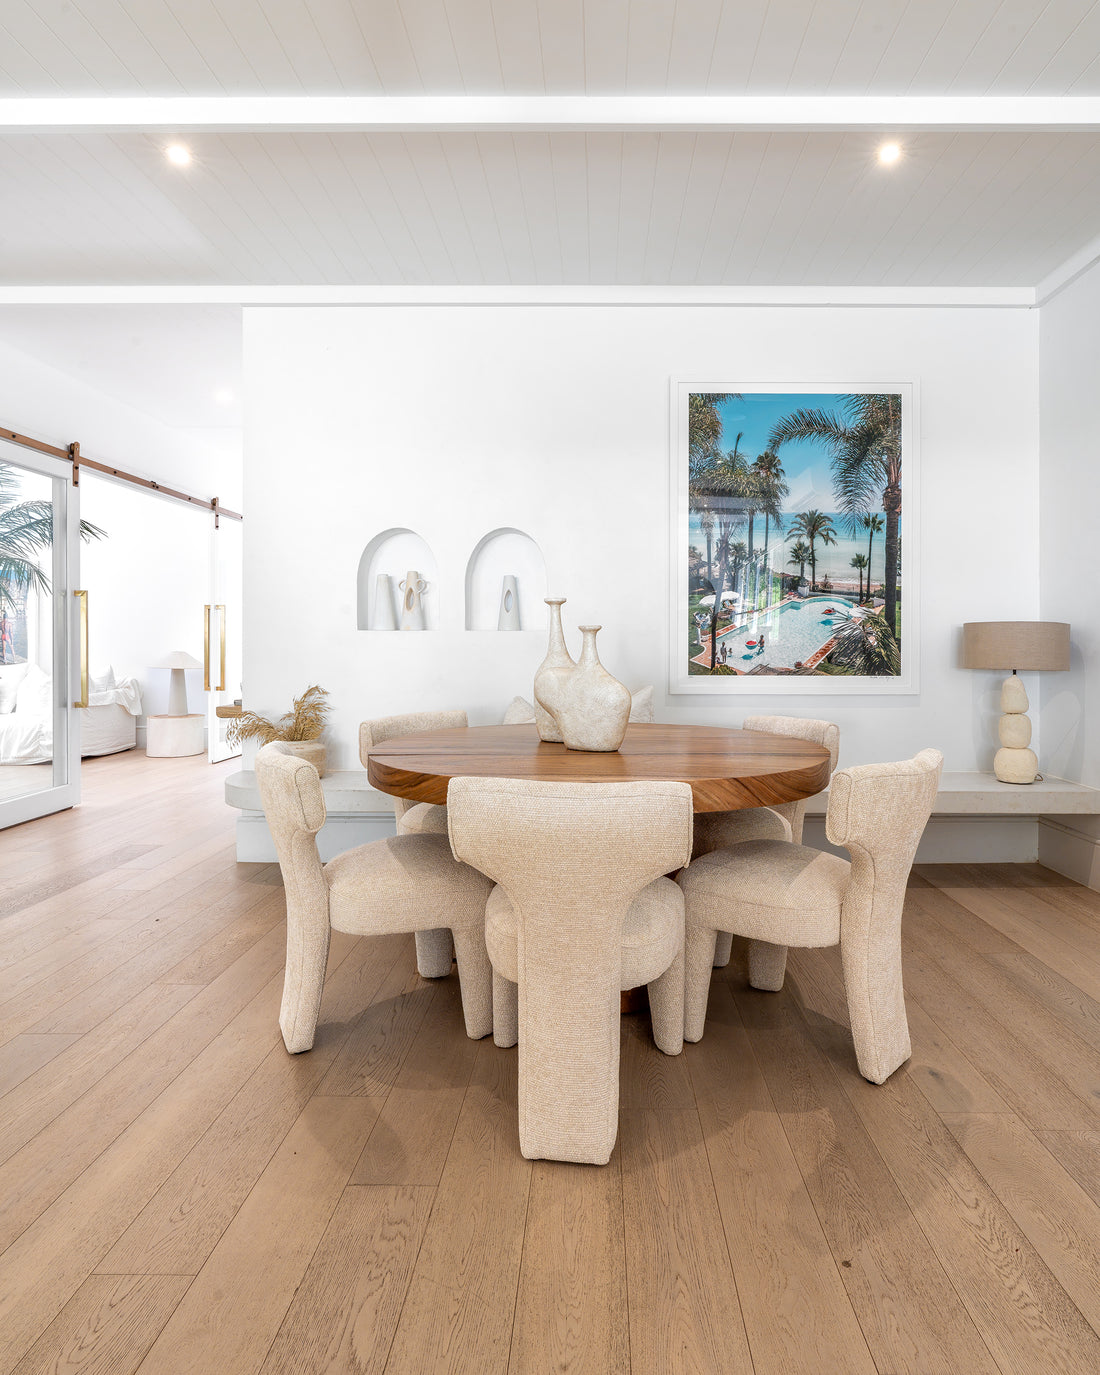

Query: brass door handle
left=216, top=604, right=226, bottom=692
left=73, top=590, right=89, bottom=707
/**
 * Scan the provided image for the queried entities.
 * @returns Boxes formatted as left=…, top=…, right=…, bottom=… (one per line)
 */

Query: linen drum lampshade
left=961, top=621, right=1070, bottom=784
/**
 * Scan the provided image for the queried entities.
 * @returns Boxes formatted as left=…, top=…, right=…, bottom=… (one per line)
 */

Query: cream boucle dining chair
left=693, top=715, right=840, bottom=969
left=360, top=709, right=467, bottom=978
left=256, top=742, right=494, bottom=1054
left=447, top=776, right=694, bottom=1165
left=679, top=748, right=942, bottom=1084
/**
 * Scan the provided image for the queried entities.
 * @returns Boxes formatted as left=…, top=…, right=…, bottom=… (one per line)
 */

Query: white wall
left=243, top=304, right=1040, bottom=848
left=1038, top=261, right=1100, bottom=883
left=78, top=476, right=213, bottom=724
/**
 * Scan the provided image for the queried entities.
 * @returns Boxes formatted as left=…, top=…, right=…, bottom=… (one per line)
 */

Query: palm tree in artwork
left=689, top=435, right=750, bottom=669
left=752, top=450, right=788, bottom=609
left=850, top=553, right=869, bottom=602
left=769, top=396, right=902, bottom=636
left=787, top=540, right=812, bottom=582
left=829, top=610, right=900, bottom=676
left=786, top=510, right=836, bottom=592
left=862, top=512, right=884, bottom=596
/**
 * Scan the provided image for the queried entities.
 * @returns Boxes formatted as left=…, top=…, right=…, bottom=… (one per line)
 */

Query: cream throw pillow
left=0, top=662, right=29, bottom=714
left=503, top=685, right=655, bottom=725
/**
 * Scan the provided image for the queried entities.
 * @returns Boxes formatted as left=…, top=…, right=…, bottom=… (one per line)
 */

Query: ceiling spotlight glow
left=165, top=143, right=192, bottom=167
left=213, top=388, right=235, bottom=405
left=878, top=141, right=902, bottom=166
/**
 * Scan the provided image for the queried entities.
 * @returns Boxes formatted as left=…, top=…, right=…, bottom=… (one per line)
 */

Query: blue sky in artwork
left=711, top=392, right=871, bottom=515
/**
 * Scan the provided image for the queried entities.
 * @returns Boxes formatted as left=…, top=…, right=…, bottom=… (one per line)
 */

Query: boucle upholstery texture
left=694, top=714, right=841, bottom=970
left=447, top=776, right=693, bottom=1165
left=256, top=742, right=493, bottom=1055
left=360, top=709, right=467, bottom=976
left=679, top=747, right=942, bottom=1084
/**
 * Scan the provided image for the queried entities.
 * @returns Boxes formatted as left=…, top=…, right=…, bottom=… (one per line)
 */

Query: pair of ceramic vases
left=533, top=597, right=631, bottom=752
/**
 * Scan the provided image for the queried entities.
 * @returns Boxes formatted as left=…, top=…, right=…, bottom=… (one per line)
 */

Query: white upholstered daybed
left=0, top=662, right=142, bottom=764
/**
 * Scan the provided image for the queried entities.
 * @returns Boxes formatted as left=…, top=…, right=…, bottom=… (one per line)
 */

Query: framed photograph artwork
left=670, top=382, right=918, bottom=695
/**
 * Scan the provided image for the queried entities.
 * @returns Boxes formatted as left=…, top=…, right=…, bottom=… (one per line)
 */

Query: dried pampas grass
left=227, top=685, right=330, bottom=746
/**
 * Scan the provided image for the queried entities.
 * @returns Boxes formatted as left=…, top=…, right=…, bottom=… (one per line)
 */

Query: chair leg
left=842, top=935, right=911, bottom=1084
left=684, top=924, right=717, bottom=1043
left=712, top=930, right=734, bottom=968
left=492, top=970, right=519, bottom=1047
left=648, top=945, right=684, bottom=1055
left=450, top=926, right=493, bottom=1040
left=415, top=927, right=453, bottom=978
left=748, top=939, right=788, bottom=991
left=279, top=908, right=330, bottom=1054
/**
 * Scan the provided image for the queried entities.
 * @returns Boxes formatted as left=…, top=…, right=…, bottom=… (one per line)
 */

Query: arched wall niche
left=356, top=528, right=440, bottom=630
left=464, top=528, right=547, bottom=631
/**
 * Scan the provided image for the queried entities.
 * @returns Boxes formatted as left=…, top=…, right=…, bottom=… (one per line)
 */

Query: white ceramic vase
left=373, top=573, right=396, bottom=630
left=550, top=624, right=631, bottom=753
left=398, top=569, right=428, bottom=631
left=497, top=575, right=520, bottom=631
left=532, top=597, right=573, bottom=742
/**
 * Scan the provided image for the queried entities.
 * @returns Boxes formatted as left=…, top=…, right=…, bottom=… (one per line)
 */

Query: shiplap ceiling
left=3, top=1, right=1100, bottom=95
left=2, top=2, right=1100, bottom=292
left=4, top=128, right=1100, bottom=288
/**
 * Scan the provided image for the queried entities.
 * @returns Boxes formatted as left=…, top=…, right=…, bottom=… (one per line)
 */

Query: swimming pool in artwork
left=713, top=595, right=858, bottom=669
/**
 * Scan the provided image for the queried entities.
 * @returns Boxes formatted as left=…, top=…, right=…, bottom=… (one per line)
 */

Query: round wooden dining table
left=366, top=722, right=832, bottom=812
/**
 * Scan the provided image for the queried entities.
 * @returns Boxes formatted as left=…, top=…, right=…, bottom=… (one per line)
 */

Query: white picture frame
left=669, top=381, right=919, bottom=695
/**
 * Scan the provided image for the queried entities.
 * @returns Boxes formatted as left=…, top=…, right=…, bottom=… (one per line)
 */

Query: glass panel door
left=0, top=440, right=80, bottom=828
left=207, top=515, right=242, bottom=764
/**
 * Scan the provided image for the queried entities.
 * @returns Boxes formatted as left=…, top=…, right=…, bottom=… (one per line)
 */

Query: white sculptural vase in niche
left=398, top=570, right=428, bottom=631
left=539, top=624, right=631, bottom=753
left=532, top=597, right=573, bottom=742
left=993, top=672, right=1039, bottom=784
left=497, top=575, right=521, bottom=631
left=373, top=573, right=396, bottom=630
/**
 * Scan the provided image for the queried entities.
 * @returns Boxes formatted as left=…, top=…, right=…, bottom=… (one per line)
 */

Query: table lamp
left=961, top=621, right=1070, bottom=783
left=153, top=650, right=204, bottom=716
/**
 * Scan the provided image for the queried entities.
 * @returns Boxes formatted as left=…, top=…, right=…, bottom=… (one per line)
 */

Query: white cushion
left=0, top=662, right=28, bottom=714
left=14, top=663, right=51, bottom=716
left=90, top=666, right=115, bottom=692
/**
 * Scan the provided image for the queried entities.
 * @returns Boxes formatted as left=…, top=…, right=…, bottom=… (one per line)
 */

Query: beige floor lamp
left=962, top=621, right=1071, bottom=783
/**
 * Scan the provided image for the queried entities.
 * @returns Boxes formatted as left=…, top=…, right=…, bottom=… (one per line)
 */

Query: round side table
left=146, top=713, right=205, bottom=758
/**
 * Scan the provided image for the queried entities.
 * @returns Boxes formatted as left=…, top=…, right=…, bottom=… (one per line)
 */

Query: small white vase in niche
left=532, top=597, right=573, bottom=742
left=497, top=575, right=521, bottom=631
left=554, top=624, right=631, bottom=753
left=373, top=573, right=397, bottom=630
left=398, top=570, right=429, bottom=631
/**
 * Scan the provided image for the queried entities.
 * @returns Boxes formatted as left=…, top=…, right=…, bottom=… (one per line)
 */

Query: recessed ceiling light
left=165, top=143, right=192, bottom=167
left=213, top=388, right=235, bottom=405
left=878, top=142, right=902, bottom=166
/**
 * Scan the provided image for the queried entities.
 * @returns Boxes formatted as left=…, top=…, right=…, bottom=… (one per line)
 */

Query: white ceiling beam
left=3, top=95, right=1100, bottom=133
left=0, top=285, right=1036, bottom=307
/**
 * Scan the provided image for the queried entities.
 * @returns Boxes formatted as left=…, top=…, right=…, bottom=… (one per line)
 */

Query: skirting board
left=803, top=815, right=1039, bottom=865
left=1038, top=816, right=1100, bottom=891
left=236, top=809, right=396, bottom=862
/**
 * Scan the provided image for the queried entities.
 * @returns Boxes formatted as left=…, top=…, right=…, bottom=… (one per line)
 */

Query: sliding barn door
left=206, top=515, right=243, bottom=764
left=0, top=439, right=81, bottom=827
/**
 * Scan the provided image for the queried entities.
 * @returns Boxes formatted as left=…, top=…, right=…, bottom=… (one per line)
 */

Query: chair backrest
left=826, top=747, right=943, bottom=909
left=447, top=777, right=693, bottom=918
left=743, top=714, right=841, bottom=843
left=359, top=709, right=468, bottom=819
left=255, top=741, right=329, bottom=918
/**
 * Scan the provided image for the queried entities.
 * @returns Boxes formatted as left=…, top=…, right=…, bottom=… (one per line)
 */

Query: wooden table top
left=366, top=723, right=832, bottom=813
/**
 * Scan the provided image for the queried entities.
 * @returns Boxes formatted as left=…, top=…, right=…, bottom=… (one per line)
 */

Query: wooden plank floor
left=1, top=750, right=1100, bottom=1374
